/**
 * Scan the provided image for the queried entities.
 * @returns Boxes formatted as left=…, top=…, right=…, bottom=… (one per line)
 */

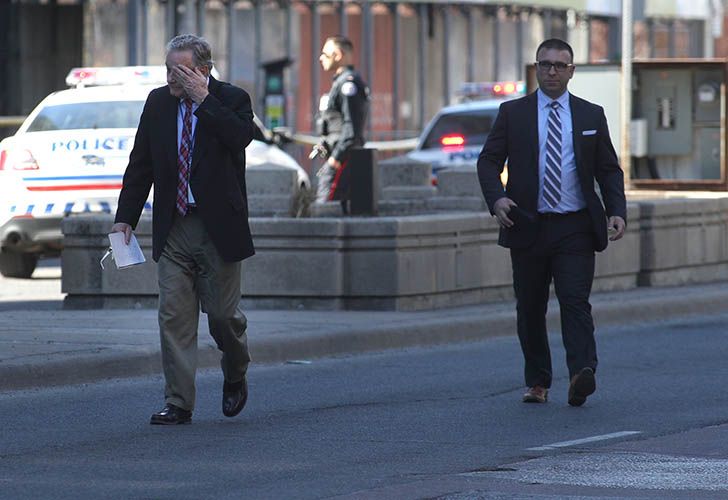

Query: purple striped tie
left=176, top=99, right=193, bottom=215
left=543, top=101, right=562, bottom=209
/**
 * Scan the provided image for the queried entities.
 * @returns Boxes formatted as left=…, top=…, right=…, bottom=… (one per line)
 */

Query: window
left=27, top=101, right=145, bottom=131
left=422, top=109, right=497, bottom=150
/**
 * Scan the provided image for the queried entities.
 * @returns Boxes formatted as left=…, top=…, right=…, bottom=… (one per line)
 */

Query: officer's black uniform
left=315, top=66, right=370, bottom=207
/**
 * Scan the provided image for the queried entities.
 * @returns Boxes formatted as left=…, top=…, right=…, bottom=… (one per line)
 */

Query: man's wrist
left=192, top=90, right=209, bottom=105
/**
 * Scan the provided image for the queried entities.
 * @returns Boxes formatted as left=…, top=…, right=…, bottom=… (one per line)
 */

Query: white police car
left=0, top=66, right=309, bottom=278
left=407, top=81, right=524, bottom=182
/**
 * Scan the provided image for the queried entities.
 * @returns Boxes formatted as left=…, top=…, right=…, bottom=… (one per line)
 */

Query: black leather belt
left=539, top=209, right=586, bottom=219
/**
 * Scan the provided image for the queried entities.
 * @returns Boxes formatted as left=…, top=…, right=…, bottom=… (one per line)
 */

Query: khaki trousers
left=157, top=211, right=250, bottom=411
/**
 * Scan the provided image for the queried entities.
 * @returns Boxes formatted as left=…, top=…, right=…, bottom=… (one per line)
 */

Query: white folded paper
left=101, top=232, right=146, bottom=269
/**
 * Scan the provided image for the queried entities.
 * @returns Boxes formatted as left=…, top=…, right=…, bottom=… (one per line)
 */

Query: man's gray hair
left=166, top=34, right=214, bottom=69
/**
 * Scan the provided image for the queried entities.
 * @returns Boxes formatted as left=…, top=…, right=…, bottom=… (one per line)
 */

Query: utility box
left=631, top=60, right=728, bottom=189
left=261, top=58, right=292, bottom=130
left=638, top=69, right=692, bottom=156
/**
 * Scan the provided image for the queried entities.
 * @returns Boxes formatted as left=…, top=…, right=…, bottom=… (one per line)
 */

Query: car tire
left=0, top=249, right=39, bottom=279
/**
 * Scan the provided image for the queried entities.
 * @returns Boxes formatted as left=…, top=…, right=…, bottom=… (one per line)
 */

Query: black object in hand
left=508, top=206, right=536, bottom=226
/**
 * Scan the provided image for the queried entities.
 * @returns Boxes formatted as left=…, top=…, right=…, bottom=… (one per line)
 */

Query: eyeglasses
left=536, top=60, right=574, bottom=72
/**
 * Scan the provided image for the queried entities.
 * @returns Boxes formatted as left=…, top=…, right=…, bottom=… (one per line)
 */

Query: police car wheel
left=0, top=249, right=38, bottom=279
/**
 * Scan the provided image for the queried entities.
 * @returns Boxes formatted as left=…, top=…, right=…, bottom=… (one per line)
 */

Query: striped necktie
left=543, top=101, right=562, bottom=209
left=176, top=99, right=193, bottom=216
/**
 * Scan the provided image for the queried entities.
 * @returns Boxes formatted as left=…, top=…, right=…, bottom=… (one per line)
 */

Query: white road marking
left=527, top=431, right=642, bottom=451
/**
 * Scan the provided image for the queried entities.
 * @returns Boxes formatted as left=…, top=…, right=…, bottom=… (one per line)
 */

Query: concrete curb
left=1, top=283, right=727, bottom=391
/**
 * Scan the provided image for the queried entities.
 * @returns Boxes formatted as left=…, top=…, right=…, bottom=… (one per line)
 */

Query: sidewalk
left=1, top=282, right=727, bottom=391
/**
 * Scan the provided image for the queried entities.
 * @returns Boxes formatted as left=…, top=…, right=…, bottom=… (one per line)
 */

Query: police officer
left=314, top=36, right=370, bottom=210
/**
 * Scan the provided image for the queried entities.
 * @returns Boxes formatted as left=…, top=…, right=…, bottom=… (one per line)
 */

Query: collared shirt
left=177, top=99, right=199, bottom=205
left=536, top=88, right=586, bottom=213
left=177, top=78, right=208, bottom=205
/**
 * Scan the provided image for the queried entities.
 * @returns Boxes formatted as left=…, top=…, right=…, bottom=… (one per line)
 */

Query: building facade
left=2, top=0, right=725, bottom=140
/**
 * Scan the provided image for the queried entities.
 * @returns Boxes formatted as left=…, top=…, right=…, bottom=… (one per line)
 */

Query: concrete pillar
left=286, top=0, right=296, bottom=130
left=690, top=21, right=704, bottom=57
left=311, top=3, right=320, bottom=129
left=392, top=3, right=400, bottom=132
left=180, top=0, right=196, bottom=34
left=197, top=0, right=205, bottom=36
left=140, top=0, right=148, bottom=64
left=442, top=5, right=450, bottom=106
left=703, top=16, right=714, bottom=57
left=608, top=16, right=620, bottom=61
left=466, top=6, right=474, bottom=82
left=254, top=0, right=262, bottom=116
left=362, top=0, right=373, bottom=136
left=166, top=0, right=176, bottom=39
left=417, top=3, right=428, bottom=129
left=543, top=9, right=552, bottom=40
left=340, top=1, right=348, bottom=36
left=227, top=0, right=234, bottom=80
left=127, top=0, right=140, bottom=64
left=647, top=19, right=655, bottom=58
left=493, top=9, right=500, bottom=79
left=515, top=9, right=524, bottom=80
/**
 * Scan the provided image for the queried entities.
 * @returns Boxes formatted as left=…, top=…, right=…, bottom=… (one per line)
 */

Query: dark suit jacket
left=477, top=91, right=627, bottom=252
left=115, top=76, right=256, bottom=262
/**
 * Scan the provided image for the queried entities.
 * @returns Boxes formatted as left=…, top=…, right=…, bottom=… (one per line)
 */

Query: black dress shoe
left=150, top=404, right=192, bottom=425
left=222, top=376, right=248, bottom=417
left=568, top=367, right=596, bottom=407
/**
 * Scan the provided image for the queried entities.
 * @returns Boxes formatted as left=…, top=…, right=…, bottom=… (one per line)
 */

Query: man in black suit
left=477, top=39, right=626, bottom=407
left=112, top=34, right=255, bottom=424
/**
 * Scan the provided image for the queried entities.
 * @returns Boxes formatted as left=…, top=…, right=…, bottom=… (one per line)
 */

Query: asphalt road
left=1, top=312, right=727, bottom=499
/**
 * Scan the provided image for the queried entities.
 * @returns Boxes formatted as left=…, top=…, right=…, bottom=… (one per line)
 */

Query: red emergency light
left=0, top=149, right=39, bottom=171
left=457, top=80, right=525, bottom=101
left=441, top=134, right=466, bottom=147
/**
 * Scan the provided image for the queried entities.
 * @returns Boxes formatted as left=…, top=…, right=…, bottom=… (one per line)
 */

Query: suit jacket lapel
left=189, top=119, right=205, bottom=173
left=569, top=94, right=584, bottom=175
left=163, top=92, right=179, bottom=172
left=526, top=92, right=539, bottom=169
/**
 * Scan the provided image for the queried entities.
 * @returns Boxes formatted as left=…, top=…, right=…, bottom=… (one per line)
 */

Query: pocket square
left=582, top=129, right=597, bottom=136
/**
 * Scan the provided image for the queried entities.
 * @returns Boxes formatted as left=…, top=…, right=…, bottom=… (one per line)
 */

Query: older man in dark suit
left=112, top=34, right=255, bottom=424
left=477, top=38, right=627, bottom=407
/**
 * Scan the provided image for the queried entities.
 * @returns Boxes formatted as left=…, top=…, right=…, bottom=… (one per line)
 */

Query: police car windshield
left=422, top=109, right=498, bottom=150
left=27, top=101, right=145, bottom=132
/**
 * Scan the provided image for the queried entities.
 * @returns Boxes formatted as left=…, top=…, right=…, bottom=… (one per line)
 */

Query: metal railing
left=288, top=132, right=419, bottom=152
left=282, top=131, right=419, bottom=175
left=0, top=116, right=25, bottom=127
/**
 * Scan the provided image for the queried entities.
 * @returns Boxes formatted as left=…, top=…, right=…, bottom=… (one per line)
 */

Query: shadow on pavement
left=0, top=300, right=63, bottom=311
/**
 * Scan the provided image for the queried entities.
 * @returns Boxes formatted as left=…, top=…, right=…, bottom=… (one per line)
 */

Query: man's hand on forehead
left=173, top=65, right=209, bottom=104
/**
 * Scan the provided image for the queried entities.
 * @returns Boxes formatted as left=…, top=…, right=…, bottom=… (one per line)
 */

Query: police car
left=0, top=66, right=309, bottom=278
left=407, top=81, right=525, bottom=182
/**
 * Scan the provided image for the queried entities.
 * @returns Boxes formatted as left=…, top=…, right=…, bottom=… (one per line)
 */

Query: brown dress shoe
left=522, top=385, right=548, bottom=403
left=150, top=404, right=192, bottom=425
left=568, top=367, right=596, bottom=407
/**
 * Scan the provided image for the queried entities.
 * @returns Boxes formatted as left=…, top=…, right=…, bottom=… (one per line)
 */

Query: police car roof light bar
left=66, top=66, right=169, bottom=88
left=457, top=81, right=525, bottom=101
left=66, top=66, right=221, bottom=88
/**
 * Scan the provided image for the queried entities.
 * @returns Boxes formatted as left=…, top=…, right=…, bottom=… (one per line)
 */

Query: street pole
left=621, top=0, right=632, bottom=187
left=127, top=0, right=139, bottom=65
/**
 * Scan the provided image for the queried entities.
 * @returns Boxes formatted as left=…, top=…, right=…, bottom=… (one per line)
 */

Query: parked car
left=0, top=66, right=309, bottom=278
left=406, top=81, right=524, bottom=182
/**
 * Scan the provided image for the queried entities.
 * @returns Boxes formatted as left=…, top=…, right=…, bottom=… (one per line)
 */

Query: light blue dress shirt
left=177, top=99, right=200, bottom=205
left=536, top=89, right=586, bottom=213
